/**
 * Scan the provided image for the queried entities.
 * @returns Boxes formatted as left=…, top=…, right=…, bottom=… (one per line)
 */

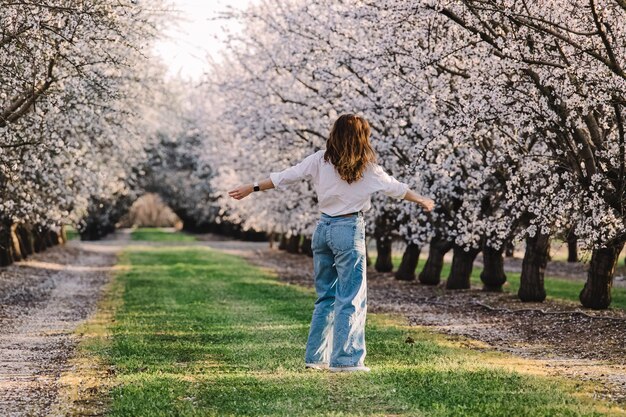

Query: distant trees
left=0, top=0, right=165, bottom=251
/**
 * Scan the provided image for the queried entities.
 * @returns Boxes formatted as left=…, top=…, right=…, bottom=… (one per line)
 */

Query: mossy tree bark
left=418, top=237, right=453, bottom=285
left=446, top=244, right=480, bottom=290
left=395, top=243, right=420, bottom=281
left=10, top=223, right=23, bottom=262
left=580, top=243, right=625, bottom=310
left=0, top=222, right=65, bottom=267
left=518, top=233, right=550, bottom=302
left=16, top=224, right=34, bottom=257
left=59, top=225, right=67, bottom=244
left=480, top=244, right=506, bottom=291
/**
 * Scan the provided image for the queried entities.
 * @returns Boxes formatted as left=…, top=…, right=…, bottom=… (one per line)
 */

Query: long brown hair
left=324, top=114, right=377, bottom=184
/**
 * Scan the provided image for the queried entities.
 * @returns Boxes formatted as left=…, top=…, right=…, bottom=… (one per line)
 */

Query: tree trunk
left=10, top=223, right=22, bottom=262
left=301, top=236, right=313, bottom=257
left=17, top=224, right=34, bottom=256
left=227, top=223, right=240, bottom=239
left=0, top=219, right=14, bottom=266
left=395, top=243, right=420, bottom=281
left=446, top=245, right=480, bottom=290
left=567, top=230, right=578, bottom=263
left=365, top=244, right=372, bottom=267
left=47, top=229, right=59, bottom=246
left=286, top=234, right=300, bottom=254
left=373, top=214, right=394, bottom=272
left=59, top=226, right=67, bottom=244
left=518, top=233, right=550, bottom=302
left=374, top=234, right=393, bottom=272
left=278, top=233, right=287, bottom=250
left=504, top=241, right=515, bottom=257
left=34, top=226, right=48, bottom=252
left=418, top=238, right=453, bottom=285
left=241, top=228, right=268, bottom=242
left=480, top=245, right=506, bottom=291
left=579, top=243, right=625, bottom=310
left=42, top=227, right=52, bottom=247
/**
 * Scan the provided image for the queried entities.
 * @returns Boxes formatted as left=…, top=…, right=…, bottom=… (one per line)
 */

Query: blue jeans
left=304, top=212, right=367, bottom=367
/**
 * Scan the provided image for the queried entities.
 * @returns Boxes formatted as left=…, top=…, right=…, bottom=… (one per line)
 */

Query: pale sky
left=153, top=0, right=257, bottom=80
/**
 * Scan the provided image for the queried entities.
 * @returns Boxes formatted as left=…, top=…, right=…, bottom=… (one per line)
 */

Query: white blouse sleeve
left=371, top=164, right=410, bottom=199
left=270, top=151, right=320, bottom=190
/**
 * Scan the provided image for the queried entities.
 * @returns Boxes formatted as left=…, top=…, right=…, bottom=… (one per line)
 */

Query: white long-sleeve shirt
left=269, top=150, right=410, bottom=216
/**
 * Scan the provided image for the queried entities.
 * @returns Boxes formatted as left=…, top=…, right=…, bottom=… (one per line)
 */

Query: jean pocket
left=330, top=222, right=365, bottom=252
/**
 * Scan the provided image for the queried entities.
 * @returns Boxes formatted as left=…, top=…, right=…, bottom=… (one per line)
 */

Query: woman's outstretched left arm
left=228, top=178, right=275, bottom=200
left=403, top=189, right=435, bottom=212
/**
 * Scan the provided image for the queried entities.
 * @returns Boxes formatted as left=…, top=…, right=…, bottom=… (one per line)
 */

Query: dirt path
left=195, top=236, right=626, bottom=408
left=0, top=232, right=128, bottom=417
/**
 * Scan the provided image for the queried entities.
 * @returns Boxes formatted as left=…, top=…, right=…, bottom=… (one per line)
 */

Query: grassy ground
left=64, top=225, right=79, bottom=241
left=390, top=256, right=626, bottom=311
left=130, top=227, right=196, bottom=242
left=80, top=232, right=625, bottom=416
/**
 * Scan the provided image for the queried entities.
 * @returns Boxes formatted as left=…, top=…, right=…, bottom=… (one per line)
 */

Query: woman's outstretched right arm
left=228, top=178, right=275, bottom=200
left=228, top=151, right=322, bottom=201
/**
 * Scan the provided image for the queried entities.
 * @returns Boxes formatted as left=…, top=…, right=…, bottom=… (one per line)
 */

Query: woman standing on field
left=228, top=114, right=434, bottom=372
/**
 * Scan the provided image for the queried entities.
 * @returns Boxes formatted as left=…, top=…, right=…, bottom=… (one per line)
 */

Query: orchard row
left=205, top=0, right=626, bottom=310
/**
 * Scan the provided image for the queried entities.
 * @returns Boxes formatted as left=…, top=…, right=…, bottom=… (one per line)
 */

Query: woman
left=228, top=114, right=434, bottom=372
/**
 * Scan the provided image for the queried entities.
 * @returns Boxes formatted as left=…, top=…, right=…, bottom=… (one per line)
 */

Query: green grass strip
left=64, top=225, right=79, bottom=241
left=90, top=244, right=624, bottom=417
left=131, top=228, right=196, bottom=242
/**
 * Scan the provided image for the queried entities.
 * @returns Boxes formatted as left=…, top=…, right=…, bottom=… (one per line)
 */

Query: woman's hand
left=228, top=184, right=253, bottom=200
left=404, top=190, right=435, bottom=212
left=418, top=197, right=435, bottom=212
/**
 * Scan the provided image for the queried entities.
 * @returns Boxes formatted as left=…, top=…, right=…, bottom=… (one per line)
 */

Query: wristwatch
left=253, top=182, right=260, bottom=192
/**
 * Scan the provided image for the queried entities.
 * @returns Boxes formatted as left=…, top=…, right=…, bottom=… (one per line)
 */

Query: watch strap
left=253, top=182, right=260, bottom=192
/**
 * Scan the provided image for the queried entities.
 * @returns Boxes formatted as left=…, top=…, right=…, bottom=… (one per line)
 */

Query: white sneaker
left=305, top=363, right=329, bottom=370
left=329, top=365, right=371, bottom=372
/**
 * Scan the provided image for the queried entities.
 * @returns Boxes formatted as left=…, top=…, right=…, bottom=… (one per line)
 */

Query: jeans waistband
left=320, top=211, right=363, bottom=221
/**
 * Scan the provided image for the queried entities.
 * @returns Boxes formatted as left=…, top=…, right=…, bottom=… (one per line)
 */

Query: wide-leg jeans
left=304, top=212, right=367, bottom=367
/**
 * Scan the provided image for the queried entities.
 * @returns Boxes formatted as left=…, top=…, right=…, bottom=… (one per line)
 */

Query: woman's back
left=270, top=149, right=409, bottom=216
